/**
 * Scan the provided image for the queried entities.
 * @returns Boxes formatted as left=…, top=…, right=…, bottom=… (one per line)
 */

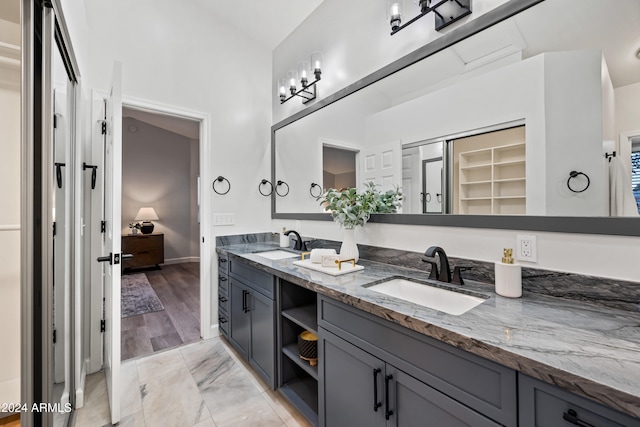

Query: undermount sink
left=255, top=250, right=299, bottom=260
left=367, top=278, right=486, bottom=316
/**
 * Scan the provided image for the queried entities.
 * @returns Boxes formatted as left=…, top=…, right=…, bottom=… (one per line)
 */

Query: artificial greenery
left=319, top=181, right=403, bottom=229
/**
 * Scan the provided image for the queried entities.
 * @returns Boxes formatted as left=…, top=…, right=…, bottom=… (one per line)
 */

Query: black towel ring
left=213, top=176, right=231, bottom=195
left=275, top=180, right=290, bottom=197
left=567, top=171, right=590, bottom=193
left=259, top=179, right=273, bottom=196
left=309, top=183, right=322, bottom=199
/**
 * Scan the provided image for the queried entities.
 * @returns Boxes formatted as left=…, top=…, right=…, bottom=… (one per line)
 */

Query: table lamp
left=135, top=207, right=159, bottom=234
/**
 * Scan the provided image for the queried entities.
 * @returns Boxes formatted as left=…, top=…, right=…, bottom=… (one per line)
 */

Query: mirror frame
left=271, top=0, right=640, bottom=237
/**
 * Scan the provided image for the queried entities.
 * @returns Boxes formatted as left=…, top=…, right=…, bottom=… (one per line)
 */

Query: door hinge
left=53, top=114, right=57, bottom=129
left=100, top=319, right=106, bottom=333
left=53, top=329, right=57, bottom=344
left=101, top=121, right=107, bottom=135
left=43, top=0, right=53, bottom=8
left=101, top=220, right=106, bottom=233
left=53, top=221, right=56, bottom=237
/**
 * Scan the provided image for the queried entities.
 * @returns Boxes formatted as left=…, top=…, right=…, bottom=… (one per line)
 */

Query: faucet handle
left=452, top=266, right=472, bottom=285
left=421, top=258, right=439, bottom=280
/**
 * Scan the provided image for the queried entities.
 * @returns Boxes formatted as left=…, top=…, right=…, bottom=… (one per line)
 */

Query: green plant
left=319, top=181, right=403, bottom=228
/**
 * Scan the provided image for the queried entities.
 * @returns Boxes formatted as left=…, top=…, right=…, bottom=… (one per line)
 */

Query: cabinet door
left=229, top=278, right=250, bottom=358
left=388, top=367, right=501, bottom=427
left=319, top=329, right=385, bottom=427
left=248, top=289, right=275, bottom=388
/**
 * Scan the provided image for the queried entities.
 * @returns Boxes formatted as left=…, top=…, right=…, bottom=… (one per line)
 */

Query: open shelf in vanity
left=278, top=279, right=319, bottom=426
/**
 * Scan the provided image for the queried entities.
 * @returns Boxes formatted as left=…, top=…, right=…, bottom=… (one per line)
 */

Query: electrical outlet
left=214, top=213, right=235, bottom=226
left=516, top=235, right=537, bottom=262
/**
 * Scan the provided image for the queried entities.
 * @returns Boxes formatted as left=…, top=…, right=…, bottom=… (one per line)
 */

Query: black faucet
left=423, top=246, right=452, bottom=283
left=283, top=230, right=309, bottom=251
left=422, top=246, right=469, bottom=285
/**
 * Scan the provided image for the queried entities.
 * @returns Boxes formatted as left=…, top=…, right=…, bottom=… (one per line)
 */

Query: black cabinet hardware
left=563, top=409, right=596, bottom=427
left=385, top=374, right=394, bottom=420
left=373, top=368, right=382, bottom=412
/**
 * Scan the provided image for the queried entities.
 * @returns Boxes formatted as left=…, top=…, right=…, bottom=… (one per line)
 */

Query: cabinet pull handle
left=385, top=374, right=394, bottom=420
left=219, top=258, right=228, bottom=263
left=218, top=296, right=227, bottom=303
left=242, top=290, right=247, bottom=312
left=562, top=409, right=596, bottom=427
left=373, top=368, right=382, bottom=412
left=219, top=276, right=227, bottom=281
left=218, top=316, right=227, bottom=324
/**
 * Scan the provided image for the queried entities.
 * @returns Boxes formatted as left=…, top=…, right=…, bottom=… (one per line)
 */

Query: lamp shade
left=134, top=207, right=159, bottom=221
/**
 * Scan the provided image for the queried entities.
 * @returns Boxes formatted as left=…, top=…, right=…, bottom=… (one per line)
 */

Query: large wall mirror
left=272, top=0, right=640, bottom=236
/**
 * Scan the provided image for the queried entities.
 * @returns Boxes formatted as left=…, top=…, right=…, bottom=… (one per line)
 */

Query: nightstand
left=122, top=233, right=164, bottom=270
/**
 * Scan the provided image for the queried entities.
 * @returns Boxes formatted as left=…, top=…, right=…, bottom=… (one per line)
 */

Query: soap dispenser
left=495, top=248, right=522, bottom=298
left=280, top=227, right=289, bottom=248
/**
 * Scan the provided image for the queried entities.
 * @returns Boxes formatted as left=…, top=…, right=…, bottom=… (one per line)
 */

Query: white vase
left=339, top=227, right=359, bottom=262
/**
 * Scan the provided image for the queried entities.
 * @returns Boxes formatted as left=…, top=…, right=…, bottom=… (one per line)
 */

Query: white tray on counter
left=292, top=259, right=364, bottom=276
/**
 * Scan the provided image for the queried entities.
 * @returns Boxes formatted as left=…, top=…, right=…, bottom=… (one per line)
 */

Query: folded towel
left=310, top=248, right=337, bottom=263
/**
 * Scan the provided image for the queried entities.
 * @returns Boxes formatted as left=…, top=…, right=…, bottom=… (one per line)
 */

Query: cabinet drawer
left=218, top=273, right=229, bottom=294
left=218, top=253, right=229, bottom=276
left=319, top=296, right=516, bottom=426
left=218, top=312, right=228, bottom=336
left=218, top=292, right=229, bottom=314
left=519, top=374, right=640, bottom=427
left=123, top=234, right=163, bottom=251
left=228, top=259, right=275, bottom=298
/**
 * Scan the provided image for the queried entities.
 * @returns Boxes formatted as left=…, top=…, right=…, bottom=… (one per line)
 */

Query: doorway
left=120, top=107, right=202, bottom=360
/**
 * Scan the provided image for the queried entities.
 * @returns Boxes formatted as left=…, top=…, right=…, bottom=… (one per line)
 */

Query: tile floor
left=74, top=337, right=311, bottom=427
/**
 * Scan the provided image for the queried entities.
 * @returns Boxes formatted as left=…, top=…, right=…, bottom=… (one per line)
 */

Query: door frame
left=121, top=96, right=212, bottom=340
left=87, top=96, right=212, bottom=372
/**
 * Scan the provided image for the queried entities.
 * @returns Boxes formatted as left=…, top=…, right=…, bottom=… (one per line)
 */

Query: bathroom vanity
left=217, top=241, right=640, bottom=427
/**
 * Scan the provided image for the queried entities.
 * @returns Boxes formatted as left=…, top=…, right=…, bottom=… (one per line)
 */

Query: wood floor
left=121, top=262, right=200, bottom=361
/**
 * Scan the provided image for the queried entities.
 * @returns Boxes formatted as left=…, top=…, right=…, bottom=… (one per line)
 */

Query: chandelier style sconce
left=387, top=0, right=471, bottom=35
left=278, top=51, right=322, bottom=104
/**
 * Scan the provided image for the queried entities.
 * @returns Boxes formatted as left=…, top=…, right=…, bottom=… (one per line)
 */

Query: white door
left=97, top=62, right=122, bottom=425
left=359, top=140, right=402, bottom=192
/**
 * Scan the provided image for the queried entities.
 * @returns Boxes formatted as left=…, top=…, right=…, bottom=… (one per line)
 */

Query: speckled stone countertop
left=217, top=242, right=640, bottom=419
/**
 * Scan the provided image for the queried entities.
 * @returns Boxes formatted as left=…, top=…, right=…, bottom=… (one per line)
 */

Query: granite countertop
left=217, top=242, right=640, bottom=418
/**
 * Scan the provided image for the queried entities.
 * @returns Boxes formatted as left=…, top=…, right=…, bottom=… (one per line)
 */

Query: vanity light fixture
left=388, top=0, right=471, bottom=35
left=278, top=51, right=322, bottom=104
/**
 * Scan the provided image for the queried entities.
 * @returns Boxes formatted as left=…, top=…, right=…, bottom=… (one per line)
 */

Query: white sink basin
left=368, top=278, right=486, bottom=316
left=255, top=250, right=299, bottom=260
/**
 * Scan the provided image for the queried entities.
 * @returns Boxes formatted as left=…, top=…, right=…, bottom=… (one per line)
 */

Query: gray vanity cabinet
left=321, top=329, right=501, bottom=427
left=519, top=374, right=640, bottom=427
left=217, top=254, right=229, bottom=338
left=227, top=259, right=277, bottom=389
left=318, top=295, right=517, bottom=427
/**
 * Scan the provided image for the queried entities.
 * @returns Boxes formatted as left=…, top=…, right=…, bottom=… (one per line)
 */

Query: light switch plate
left=214, top=213, right=235, bottom=226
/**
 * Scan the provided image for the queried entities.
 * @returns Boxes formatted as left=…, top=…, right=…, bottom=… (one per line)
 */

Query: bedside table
left=122, top=233, right=164, bottom=270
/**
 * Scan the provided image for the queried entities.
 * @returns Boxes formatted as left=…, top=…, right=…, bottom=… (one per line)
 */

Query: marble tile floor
left=74, top=337, right=311, bottom=427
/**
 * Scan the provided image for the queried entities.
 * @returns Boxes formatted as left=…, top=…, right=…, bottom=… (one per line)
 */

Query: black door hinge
left=43, top=0, right=53, bottom=8
left=53, top=221, right=56, bottom=237
left=101, top=121, right=107, bottom=135
left=53, top=114, right=57, bottom=129
left=101, top=220, right=106, bottom=233
left=53, top=329, right=57, bottom=343
left=100, top=320, right=106, bottom=333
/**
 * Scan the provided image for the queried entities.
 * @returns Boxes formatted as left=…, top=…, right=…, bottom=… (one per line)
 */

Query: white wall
left=273, top=0, right=510, bottom=123
left=0, top=16, right=20, bottom=407
left=121, top=117, right=199, bottom=261
left=273, top=1, right=640, bottom=281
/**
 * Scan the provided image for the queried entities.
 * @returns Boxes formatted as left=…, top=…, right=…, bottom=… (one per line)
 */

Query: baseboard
left=207, top=324, right=221, bottom=339
left=75, top=359, right=88, bottom=408
left=163, top=256, right=200, bottom=265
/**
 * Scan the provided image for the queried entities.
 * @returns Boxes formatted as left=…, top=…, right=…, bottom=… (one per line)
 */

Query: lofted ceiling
left=194, top=0, right=324, bottom=50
